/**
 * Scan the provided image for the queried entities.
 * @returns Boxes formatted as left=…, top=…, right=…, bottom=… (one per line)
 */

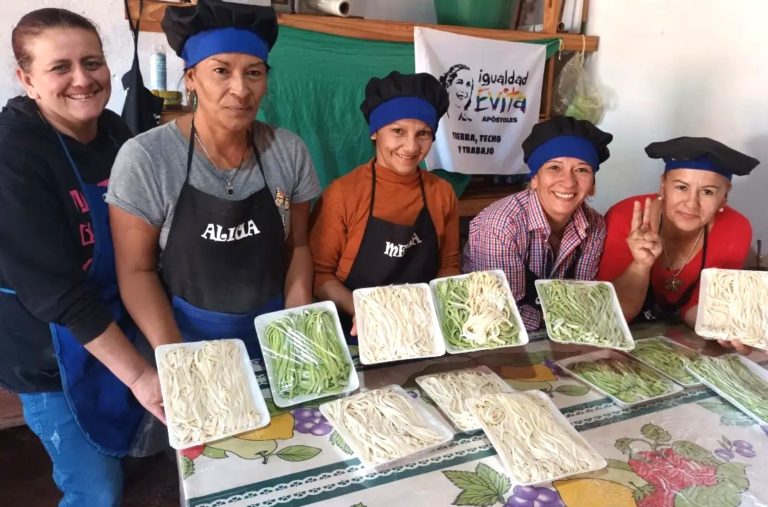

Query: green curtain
left=259, top=27, right=560, bottom=196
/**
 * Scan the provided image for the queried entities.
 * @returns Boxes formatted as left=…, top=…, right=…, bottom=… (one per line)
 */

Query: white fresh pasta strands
left=357, top=285, right=436, bottom=362
left=698, top=270, right=768, bottom=348
left=419, top=369, right=509, bottom=431
left=473, top=392, right=599, bottom=483
left=323, top=387, right=445, bottom=464
left=159, top=341, right=261, bottom=446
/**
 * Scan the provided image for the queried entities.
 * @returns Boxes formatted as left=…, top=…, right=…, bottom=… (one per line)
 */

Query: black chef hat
left=162, top=0, right=278, bottom=69
left=645, top=137, right=759, bottom=180
left=522, top=116, right=613, bottom=176
left=360, top=71, right=449, bottom=138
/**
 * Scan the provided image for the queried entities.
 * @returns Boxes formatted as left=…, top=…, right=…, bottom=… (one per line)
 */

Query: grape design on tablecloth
left=292, top=407, right=333, bottom=436
left=443, top=462, right=565, bottom=507
left=504, top=485, right=564, bottom=507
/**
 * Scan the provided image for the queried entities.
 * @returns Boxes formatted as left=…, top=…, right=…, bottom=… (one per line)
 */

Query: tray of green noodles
left=686, top=354, right=768, bottom=425
left=254, top=301, right=358, bottom=407
left=628, top=336, right=702, bottom=387
left=557, top=349, right=682, bottom=407
left=535, top=280, right=634, bottom=350
left=695, top=268, right=768, bottom=350
left=430, top=270, right=528, bottom=354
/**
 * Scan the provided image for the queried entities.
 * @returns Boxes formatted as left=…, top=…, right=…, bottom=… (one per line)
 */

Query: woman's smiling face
left=372, top=118, right=434, bottom=175
left=530, top=157, right=595, bottom=228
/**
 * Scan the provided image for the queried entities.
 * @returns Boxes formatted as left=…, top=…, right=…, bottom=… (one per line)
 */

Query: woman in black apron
left=463, top=116, right=613, bottom=331
left=0, top=9, right=163, bottom=506
left=108, top=0, right=319, bottom=358
left=309, top=72, right=460, bottom=340
left=597, top=137, right=759, bottom=355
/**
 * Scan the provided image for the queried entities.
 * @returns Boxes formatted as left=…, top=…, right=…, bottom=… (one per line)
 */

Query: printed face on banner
left=415, top=28, right=547, bottom=176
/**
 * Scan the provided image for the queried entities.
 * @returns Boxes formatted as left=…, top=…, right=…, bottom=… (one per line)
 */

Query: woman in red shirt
left=598, top=137, right=759, bottom=353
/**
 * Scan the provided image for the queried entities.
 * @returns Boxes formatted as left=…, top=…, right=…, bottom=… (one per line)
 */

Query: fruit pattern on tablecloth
left=440, top=421, right=759, bottom=507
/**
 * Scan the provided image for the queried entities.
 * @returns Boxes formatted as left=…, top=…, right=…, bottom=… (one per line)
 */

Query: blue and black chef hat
left=522, top=116, right=613, bottom=177
left=360, top=71, right=449, bottom=139
left=645, top=137, right=759, bottom=181
left=162, top=0, right=278, bottom=70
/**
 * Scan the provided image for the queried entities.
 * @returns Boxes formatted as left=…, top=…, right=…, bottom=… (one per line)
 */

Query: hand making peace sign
left=627, top=197, right=663, bottom=269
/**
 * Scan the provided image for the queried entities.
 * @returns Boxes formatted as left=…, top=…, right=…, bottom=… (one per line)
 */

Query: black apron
left=120, top=0, right=163, bottom=135
left=519, top=237, right=580, bottom=324
left=160, top=120, right=285, bottom=357
left=342, top=162, right=440, bottom=339
left=637, top=228, right=709, bottom=322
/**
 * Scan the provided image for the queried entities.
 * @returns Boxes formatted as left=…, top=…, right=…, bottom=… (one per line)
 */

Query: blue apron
left=47, top=131, right=144, bottom=456
left=159, top=119, right=286, bottom=358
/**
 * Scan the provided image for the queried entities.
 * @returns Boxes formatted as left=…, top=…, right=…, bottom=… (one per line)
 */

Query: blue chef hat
left=162, top=0, right=278, bottom=69
left=522, top=116, right=613, bottom=177
left=360, top=71, right=449, bottom=139
left=645, top=137, right=759, bottom=181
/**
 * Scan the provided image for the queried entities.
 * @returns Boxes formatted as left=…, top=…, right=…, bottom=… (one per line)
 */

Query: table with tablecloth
left=177, top=322, right=768, bottom=507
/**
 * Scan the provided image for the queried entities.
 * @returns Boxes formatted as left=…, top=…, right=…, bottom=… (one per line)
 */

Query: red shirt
left=597, top=194, right=752, bottom=316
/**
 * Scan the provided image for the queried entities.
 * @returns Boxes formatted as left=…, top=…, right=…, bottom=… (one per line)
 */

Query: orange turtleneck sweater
left=309, top=161, right=460, bottom=292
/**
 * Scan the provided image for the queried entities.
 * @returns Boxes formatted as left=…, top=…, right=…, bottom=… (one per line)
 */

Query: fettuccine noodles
left=323, top=386, right=446, bottom=465
left=419, top=368, right=510, bottom=431
left=159, top=341, right=261, bottom=446
left=436, top=271, right=520, bottom=350
left=357, top=285, right=436, bottom=363
left=472, top=392, right=600, bottom=483
left=697, top=270, right=768, bottom=349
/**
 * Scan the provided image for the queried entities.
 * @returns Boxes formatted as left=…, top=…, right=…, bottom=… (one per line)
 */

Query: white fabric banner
left=414, top=27, right=546, bottom=175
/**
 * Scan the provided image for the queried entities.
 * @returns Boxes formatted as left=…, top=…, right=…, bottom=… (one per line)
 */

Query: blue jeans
left=19, top=391, right=123, bottom=507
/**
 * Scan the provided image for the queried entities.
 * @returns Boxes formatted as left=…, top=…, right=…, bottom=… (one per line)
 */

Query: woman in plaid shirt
left=463, top=116, right=612, bottom=330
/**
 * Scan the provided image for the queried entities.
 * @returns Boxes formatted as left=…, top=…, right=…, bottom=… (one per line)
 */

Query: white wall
left=1, top=0, right=765, bottom=262
left=0, top=0, right=184, bottom=114
left=588, top=0, right=768, bottom=264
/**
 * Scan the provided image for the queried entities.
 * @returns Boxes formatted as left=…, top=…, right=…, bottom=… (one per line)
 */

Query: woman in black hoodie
left=0, top=9, right=163, bottom=506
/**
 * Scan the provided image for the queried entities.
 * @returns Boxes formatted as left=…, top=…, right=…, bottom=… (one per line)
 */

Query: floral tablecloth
left=178, top=323, right=768, bottom=507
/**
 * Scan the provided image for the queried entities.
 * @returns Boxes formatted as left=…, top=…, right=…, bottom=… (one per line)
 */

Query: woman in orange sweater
left=309, top=71, right=460, bottom=337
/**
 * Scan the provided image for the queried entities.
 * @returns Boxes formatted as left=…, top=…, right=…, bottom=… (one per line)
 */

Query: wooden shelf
left=0, top=389, right=23, bottom=430
left=125, top=1, right=598, bottom=51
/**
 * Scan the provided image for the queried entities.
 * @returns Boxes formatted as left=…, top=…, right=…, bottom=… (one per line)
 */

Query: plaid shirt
left=462, top=189, right=606, bottom=330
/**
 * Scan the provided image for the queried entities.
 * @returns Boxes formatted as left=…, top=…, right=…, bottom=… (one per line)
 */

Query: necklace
left=194, top=132, right=249, bottom=196
left=662, top=227, right=704, bottom=292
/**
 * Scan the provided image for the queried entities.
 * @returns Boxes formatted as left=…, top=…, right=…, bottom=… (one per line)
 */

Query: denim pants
left=18, top=391, right=123, bottom=507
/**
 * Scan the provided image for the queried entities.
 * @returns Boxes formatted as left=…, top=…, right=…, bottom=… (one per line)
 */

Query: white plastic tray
left=254, top=301, right=359, bottom=408
left=695, top=268, right=768, bottom=350
left=416, top=366, right=515, bottom=432
left=628, top=336, right=702, bottom=388
left=353, top=283, right=445, bottom=365
left=430, top=270, right=529, bottom=354
left=319, top=384, right=453, bottom=470
left=686, top=354, right=768, bottom=425
left=156, top=339, right=270, bottom=449
left=535, top=279, right=635, bottom=351
left=556, top=349, right=683, bottom=407
left=468, top=391, right=606, bottom=486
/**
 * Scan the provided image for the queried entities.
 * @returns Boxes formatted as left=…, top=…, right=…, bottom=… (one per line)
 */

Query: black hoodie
left=0, top=96, right=132, bottom=392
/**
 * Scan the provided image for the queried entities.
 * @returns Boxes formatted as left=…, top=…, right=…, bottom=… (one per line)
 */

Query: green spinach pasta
left=264, top=309, right=351, bottom=402
left=537, top=280, right=630, bottom=349
left=435, top=271, right=521, bottom=351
